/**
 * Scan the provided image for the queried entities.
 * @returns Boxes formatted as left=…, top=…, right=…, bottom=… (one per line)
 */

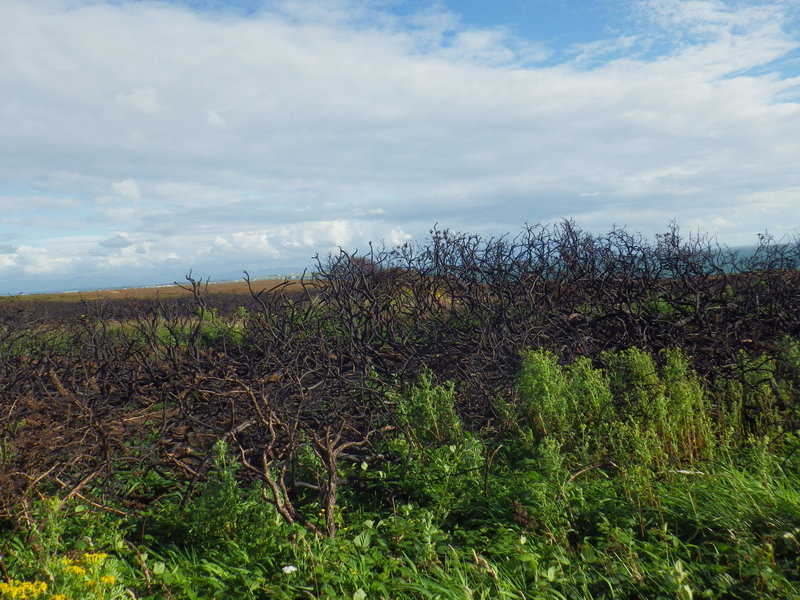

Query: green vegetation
left=2, top=345, right=799, bottom=598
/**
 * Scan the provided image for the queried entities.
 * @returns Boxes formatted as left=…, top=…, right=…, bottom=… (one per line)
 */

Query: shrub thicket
left=1, top=221, right=799, bottom=598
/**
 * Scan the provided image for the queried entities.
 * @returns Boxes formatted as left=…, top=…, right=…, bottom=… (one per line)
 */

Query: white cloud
left=0, top=254, right=16, bottom=270
left=0, top=0, right=798, bottom=293
left=568, top=35, right=639, bottom=64
left=99, top=233, right=135, bottom=248
left=111, top=178, right=141, bottom=201
left=116, top=87, right=160, bottom=114
left=212, top=235, right=232, bottom=250
left=96, top=242, right=179, bottom=269
left=385, top=226, right=413, bottom=246
left=437, top=28, right=550, bottom=66
left=230, top=231, right=280, bottom=257
left=13, top=245, right=75, bottom=275
left=206, top=110, right=227, bottom=128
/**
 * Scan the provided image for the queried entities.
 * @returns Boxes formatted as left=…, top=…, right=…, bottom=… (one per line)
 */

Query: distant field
left=11, top=277, right=306, bottom=302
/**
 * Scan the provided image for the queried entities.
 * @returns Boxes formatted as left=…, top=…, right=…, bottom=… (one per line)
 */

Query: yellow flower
left=99, top=576, right=116, bottom=586
left=64, top=565, right=87, bottom=576
left=50, top=596, right=67, bottom=600
left=0, top=579, right=48, bottom=599
left=81, top=553, right=108, bottom=565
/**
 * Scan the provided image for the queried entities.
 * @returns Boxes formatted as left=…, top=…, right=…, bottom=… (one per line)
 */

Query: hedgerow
left=2, top=221, right=799, bottom=598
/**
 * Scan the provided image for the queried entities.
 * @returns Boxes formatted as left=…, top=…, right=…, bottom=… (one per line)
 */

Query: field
left=1, top=222, right=799, bottom=599
left=11, top=277, right=302, bottom=302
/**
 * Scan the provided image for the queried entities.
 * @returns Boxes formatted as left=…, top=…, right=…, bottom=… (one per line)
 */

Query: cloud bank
left=1, top=0, right=799, bottom=293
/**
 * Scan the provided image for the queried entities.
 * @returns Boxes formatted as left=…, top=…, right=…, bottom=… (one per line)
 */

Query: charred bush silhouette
left=309, top=221, right=800, bottom=421
left=1, top=221, right=799, bottom=532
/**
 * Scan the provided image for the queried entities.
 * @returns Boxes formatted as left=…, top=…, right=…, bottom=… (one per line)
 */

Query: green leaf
left=353, top=531, right=372, bottom=549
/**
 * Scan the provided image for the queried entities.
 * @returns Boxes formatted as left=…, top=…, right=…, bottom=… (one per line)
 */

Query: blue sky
left=400, top=1, right=629, bottom=46
left=1, top=0, right=800, bottom=294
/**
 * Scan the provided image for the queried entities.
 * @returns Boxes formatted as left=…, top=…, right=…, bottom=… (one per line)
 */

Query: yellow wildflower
left=81, top=553, right=108, bottom=565
left=64, top=565, right=87, bottom=576
left=99, top=575, right=116, bottom=586
left=0, top=579, right=48, bottom=599
left=50, top=596, right=67, bottom=600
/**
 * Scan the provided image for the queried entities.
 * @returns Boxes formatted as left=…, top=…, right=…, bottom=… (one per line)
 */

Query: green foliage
left=509, top=347, right=714, bottom=469
left=605, top=347, right=667, bottom=423
left=0, top=327, right=75, bottom=358
left=153, top=442, right=288, bottom=557
left=714, top=348, right=795, bottom=444
left=384, top=372, right=485, bottom=521
left=659, top=348, right=715, bottom=461
left=515, top=348, right=571, bottom=440
left=393, top=371, right=466, bottom=447
left=195, top=307, right=246, bottom=349
left=777, top=335, right=800, bottom=382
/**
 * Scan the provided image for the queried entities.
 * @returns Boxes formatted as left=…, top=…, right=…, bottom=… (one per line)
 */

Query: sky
left=1, top=0, right=800, bottom=294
